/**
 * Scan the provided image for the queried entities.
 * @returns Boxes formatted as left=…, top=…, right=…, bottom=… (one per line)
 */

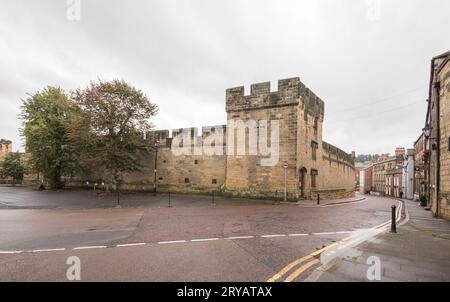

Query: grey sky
left=0, top=0, right=449, bottom=154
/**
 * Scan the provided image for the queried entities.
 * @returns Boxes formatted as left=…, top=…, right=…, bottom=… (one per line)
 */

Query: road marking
left=191, top=238, right=220, bottom=242
left=73, top=245, right=107, bottom=250
left=267, top=254, right=313, bottom=282
left=261, top=234, right=286, bottom=238
left=272, top=200, right=405, bottom=282
left=116, top=243, right=146, bottom=248
left=31, top=248, right=66, bottom=253
left=158, top=240, right=187, bottom=244
left=226, top=236, right=255, bottom=240
left=312, top=232, right=337, bottom=236
left=284, top=259, right=320, bottom=282
left=0, top=250, right=23, bottom=254
left=0, top=227, right=370, bottom=255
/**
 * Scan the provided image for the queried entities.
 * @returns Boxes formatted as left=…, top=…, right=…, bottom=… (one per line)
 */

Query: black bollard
left=168, top=191, right=171, bottom=208
left=317, top=194, right=320, bottom=205
left=391, top=205, right=397, bottom=233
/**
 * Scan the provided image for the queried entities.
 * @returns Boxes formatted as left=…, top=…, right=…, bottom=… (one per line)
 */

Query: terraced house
left=423, top=51, right=450, bottom=220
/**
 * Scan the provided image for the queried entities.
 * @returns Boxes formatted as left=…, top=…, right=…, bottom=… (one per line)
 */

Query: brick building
left=362, top=164, right=373, bottom=194
left=71, top=77, right=355, bottom=200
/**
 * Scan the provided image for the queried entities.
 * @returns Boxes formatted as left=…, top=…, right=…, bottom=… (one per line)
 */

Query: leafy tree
left=20, top=87, right=77, bottom=189
left=1, top=152, right=25, bottom=184
left=69, top=79, right=158, bottom=188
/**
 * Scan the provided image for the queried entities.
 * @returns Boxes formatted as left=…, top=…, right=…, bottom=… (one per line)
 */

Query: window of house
left=194, top=160, right=198, bottom=165
left=311, top=169, right=318, bottom=188
left=184, top=178, right=190, bottom=183
left=311, top=141, right=318, bottom=161
left=158, top=177, right=163, bottom=181
left=212, top=179, right=217, bottom=184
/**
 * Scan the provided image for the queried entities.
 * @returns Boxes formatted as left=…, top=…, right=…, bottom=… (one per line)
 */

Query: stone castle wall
left=68, top=77, right=355, bottom=201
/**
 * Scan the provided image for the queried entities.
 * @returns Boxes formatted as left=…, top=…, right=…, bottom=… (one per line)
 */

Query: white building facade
left=402, top=149, right=415, bottom=200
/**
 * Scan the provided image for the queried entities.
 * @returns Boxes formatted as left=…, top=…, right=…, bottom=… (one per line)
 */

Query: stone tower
left=224, top=77, right=330, bottom=199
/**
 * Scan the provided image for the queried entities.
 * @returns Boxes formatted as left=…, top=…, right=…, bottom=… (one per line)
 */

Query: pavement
left=0, top=187, right=401, bottom=281
left=308, top=198, right=450, bottom=282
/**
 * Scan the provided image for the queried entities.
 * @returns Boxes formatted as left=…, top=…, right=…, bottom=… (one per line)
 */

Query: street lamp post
left=154, top=139, right=159, bottom=194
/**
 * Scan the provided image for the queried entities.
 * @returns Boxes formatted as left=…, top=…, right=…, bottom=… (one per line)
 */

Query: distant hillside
left=355, top=154, right=380, bottom=163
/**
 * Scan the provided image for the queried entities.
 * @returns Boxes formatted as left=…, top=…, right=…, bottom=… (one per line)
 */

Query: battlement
left=0, top=139, right=12, bottom=145
left=148, top=125, right=227, bottom=148
left=226, top=77, right=324, bottom=117
left=322, top=141, right=354, bottom=168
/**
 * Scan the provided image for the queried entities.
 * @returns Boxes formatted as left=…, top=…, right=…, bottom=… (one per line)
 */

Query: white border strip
left=73, top=245, right=107, bottom=250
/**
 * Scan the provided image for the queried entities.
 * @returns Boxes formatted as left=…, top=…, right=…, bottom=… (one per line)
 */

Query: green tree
left=20, top=87, right=77, bottom=189
left=69, top=79, right=158, bottom=188
left=1, top=152, right=25, bottom=184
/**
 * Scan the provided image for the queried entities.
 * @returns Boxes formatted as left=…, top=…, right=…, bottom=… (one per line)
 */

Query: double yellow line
left=268, top=200, right=403, bottom=282
left=267, top=242, right=338, bottom=282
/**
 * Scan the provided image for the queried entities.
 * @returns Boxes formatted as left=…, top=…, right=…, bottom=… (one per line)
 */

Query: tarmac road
left=0, top=187, right=399, bottom=281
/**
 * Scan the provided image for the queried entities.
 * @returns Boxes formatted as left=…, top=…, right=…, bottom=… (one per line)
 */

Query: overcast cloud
left=0, top=0, right=449, bottom=154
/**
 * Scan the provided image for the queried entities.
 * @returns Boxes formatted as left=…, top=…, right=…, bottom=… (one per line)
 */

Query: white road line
left=158, top=240, right=187, bottom=245
left=191, top=238, right=220, bottom=242
left=0, top=229, right=364, bottom=254
left=31, top=248, right=66, bottom=253
left=73, top=245, right=107, bottom=250
left=0, top=250, right=23, bottom=254
left=116, top=243, right=146, bottom=248
left=287, top=233, right=308, bottom=237
left=312, top=232, right=337, bottom=236
left=226, top=236, right=255, bottom=240
left=261, top=234, right=286, bottom=238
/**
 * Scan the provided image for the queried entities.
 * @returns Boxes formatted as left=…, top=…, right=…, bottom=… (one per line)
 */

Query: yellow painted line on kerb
left=267, top=200, right=404, bottom=283
left=284, top=259, right=320, bottom=282
left=267, top=242, right=338, bottom=282
left=267, top=254, right=313, bottom=282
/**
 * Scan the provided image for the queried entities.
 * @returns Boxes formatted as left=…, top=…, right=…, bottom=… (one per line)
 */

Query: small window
left=184, top=178, right=190, bottom=183
left=311, top=141, right=318, bottom=161
left=313, top=117, right=318, bottom=135
left=212, top=179, right=217, bottom=184
left=311, top=169, right=318, bottom=188
left=158, top=177, right=163, bottom=181
left=163, top=160, right=167, bottom=163
left=194, top=160, right=198, bottom=165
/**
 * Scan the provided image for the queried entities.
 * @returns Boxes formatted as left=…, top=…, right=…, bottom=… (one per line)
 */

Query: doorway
left=299, top=167, right=307, bottom=198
